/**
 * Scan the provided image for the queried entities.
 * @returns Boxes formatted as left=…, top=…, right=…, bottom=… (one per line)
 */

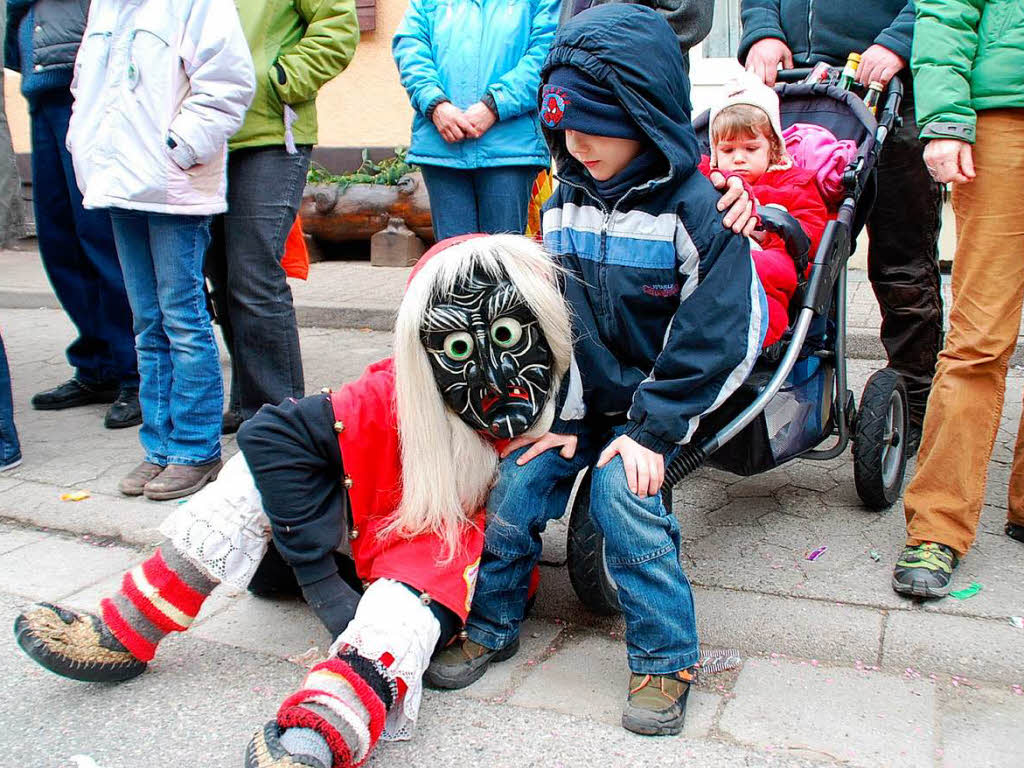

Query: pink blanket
left=783, top=123, right=858, bottom=208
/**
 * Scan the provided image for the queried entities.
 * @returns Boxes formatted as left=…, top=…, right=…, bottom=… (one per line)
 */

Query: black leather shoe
left=32, top=378, right=118, bottom=411
left=104, top=386, right=142, bottom=429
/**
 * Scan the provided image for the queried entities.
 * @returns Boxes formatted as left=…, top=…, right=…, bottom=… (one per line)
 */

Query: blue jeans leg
left=30, top=92, right=137, bottom=387
left=0, top=331, right=20, bottom=466
left=205, top=146, right=309, bottom=419
left=474, top=165, right=542, bottom=234
left=588, top=446, right=699, bottom=675
left=112, top=211, right=221, bottom=465
left=465, top=440, right=596, bottom=649
left=418, top=164, right=479, bottom=241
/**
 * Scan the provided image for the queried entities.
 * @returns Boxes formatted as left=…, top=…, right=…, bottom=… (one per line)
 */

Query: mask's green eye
left=443, top=331, right=474, bottom=361
left=490, top=317, right=523, bottom=348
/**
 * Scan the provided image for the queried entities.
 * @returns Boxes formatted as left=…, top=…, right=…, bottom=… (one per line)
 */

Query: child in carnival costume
left=13, top=234, right=573, bottom=768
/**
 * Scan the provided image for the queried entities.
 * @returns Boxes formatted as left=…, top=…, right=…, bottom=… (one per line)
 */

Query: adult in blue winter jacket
left=739, top=0, right=944, bottom=449
left=392, top=0, right=559, bottom=240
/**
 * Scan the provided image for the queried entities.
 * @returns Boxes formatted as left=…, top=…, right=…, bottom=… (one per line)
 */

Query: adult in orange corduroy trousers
left=892, top=0, right=1024, bottom=599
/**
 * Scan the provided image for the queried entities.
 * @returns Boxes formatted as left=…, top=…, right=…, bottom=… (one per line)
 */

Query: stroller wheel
left=853, top=368, right=909, bottom=510
left=566, top=470, right=621, bottom=616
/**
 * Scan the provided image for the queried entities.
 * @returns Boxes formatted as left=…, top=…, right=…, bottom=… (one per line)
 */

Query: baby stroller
left=566, top=70, right=909, bottom=615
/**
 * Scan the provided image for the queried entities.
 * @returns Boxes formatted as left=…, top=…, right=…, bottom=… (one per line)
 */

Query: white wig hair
left=390, top=234, right=572, bottom=557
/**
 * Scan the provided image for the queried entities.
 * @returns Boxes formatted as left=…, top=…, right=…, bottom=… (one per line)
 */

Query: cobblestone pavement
left=0, top=307, right=1022, bottom=768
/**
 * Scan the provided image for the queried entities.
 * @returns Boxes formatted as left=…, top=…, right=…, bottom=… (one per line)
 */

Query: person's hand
left=856, top=44, right=904, bottom=87
left=710, top=171, right=758, bottom=237
left=745, top=38, right=794, bottom=87
left=923, top=139, right=975, bottom=184
left=432, top=101, right=478, bottom=143
left=502, top=431, right=578, bottom=465
left=464, top=101, right=497, bottom=138
left=596, top=435, right=665, bottom=498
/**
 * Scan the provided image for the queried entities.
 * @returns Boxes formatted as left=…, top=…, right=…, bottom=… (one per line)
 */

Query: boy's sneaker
left=424, top=635, right=519, bottom=689
left=1005, top=522, right=1024, bottom=544
left=892, top=542, right=958, bottom=599
left=622, top=667, right=695, bottom=736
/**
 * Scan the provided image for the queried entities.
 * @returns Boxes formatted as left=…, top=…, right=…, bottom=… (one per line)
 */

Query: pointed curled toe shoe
left=13, top=602, right=147, bottom=682
left=245, top=721, right=328, bottom=768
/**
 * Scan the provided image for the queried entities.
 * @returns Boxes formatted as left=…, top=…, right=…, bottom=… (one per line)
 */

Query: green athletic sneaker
left=424, top=635, right=519, bottom=689
left=892, top=542, right=958, bottom=599
left=621, top=667, right=696, bottom=736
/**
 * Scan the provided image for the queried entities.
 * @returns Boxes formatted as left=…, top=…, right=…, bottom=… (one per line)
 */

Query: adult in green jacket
left=208, top=0, right=359, bottom=432
left=893, top=0, right=1024, bottom=600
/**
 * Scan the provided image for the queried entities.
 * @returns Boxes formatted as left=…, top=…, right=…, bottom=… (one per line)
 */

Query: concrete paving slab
left=0, top=536, right=141, bottom=600
left=395, top=691, right=827, bottom=768
left=939, top=686, right=1024, bottom=768
left=0, top=521, right=47, bottom=554
left=508, top=632, right=720, bottom=738
left=695, top=587, right=884, bottom=665
left=459, top=617, right=564, bottom=701
left=719, top=659, right=936, bottom=767
left=883, top=611, right=1024, bottom=683
left=0, top=593, right=300, bottom=768
left=190, top=592, right=333, bottom=659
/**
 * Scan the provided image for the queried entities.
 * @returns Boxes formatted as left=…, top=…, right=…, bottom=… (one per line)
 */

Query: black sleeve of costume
left=237, top=394, right=349, bottom=586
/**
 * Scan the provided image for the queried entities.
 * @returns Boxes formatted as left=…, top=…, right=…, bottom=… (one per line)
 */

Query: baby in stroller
left=699, top=73, right=830, bottom=348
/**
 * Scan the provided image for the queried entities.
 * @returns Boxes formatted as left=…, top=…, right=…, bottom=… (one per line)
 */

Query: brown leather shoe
left=143, top=459, right=222, bottom=501
left=621, top=667, right=696, bottom=736
left=118, top=461, right=165, bottom=496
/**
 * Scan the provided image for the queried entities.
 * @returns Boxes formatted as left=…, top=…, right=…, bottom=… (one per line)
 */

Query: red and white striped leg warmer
left=276, top=579, right=441, bottom=767
left=100, top=543, right=217, bottom=662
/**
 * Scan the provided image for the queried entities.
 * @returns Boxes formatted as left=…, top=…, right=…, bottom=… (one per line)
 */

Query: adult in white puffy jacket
left=67, top=0, right=255, bottom=500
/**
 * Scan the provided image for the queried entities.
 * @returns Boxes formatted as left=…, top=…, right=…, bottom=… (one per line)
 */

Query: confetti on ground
left=1010, top=617, right=1024, bottom=630
left=60, top=490, right=90, bottom=502
left=806, top=546, right=828, bottom=561
left=287, top=647, right=327, bottom=668
left=949, top=582, right=982, bottom=600
left=869, top=550, right=882, bottom=562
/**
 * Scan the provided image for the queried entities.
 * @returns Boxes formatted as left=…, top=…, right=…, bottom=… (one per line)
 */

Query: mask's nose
left=489, top=412, right=531, bottom=439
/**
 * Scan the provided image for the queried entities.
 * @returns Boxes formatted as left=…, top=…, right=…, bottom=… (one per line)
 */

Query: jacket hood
left=539, top=3, right=700, bottom=196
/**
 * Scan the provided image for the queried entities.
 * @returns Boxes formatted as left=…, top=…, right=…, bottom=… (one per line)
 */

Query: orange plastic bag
left=525, top=168, right=554, bottom=241
left=281, top=216, right=310, bottom=280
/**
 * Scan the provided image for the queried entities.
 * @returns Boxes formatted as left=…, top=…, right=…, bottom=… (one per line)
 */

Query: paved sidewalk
left=5, top=245, right=1024, bottom=365
left=0, top=306, right=1022, bottom=767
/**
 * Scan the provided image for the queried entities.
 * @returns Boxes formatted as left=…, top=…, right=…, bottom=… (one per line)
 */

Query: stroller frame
left=565, top=71, right=910, bottom=615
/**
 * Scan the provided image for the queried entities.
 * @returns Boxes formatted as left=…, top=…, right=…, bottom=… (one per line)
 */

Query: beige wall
left=4, top=0, right=417, bottom=159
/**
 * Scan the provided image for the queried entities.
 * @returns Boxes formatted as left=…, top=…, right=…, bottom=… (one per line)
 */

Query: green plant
left=306, top=147, right=417, bottom=191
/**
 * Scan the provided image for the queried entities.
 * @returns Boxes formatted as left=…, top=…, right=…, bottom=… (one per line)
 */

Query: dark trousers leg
left=866, top=82, right=944, bottom=425
left=207, top=146, right=310, bottom=420
left=236, top=393, right=348, bottom=585
left=30, top=93, right=137, bottom=386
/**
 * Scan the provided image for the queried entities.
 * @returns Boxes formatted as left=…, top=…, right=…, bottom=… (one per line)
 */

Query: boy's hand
left=710, top=172, right=758, bottom=237
left=856, top=44, right=904, bottom=87
left=432, top=102, right=479, bottom=143
left=745, top=38, right=794, bottom=87
left=502, top=432, right=578, bottom=465
left=464, top=101, right=497, bottom=137
left=924, top=139, right=975, bottom=184
left=597, top=435, right=665, bottom=498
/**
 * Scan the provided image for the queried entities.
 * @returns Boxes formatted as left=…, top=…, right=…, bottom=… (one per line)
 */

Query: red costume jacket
left=329, top=359, right=503, bottom=621
left=699, top=157, right=830, bottom=346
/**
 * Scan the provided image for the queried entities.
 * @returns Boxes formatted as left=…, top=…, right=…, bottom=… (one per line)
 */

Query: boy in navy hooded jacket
left=427, top=4, right=767, bottom=735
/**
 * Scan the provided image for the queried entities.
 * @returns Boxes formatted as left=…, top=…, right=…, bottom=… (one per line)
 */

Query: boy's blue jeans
left=0, top=331, right=20, bottom=466
left=465, top=425, right=700, bottom=675
left=110, top=210, right=221, bottom=466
